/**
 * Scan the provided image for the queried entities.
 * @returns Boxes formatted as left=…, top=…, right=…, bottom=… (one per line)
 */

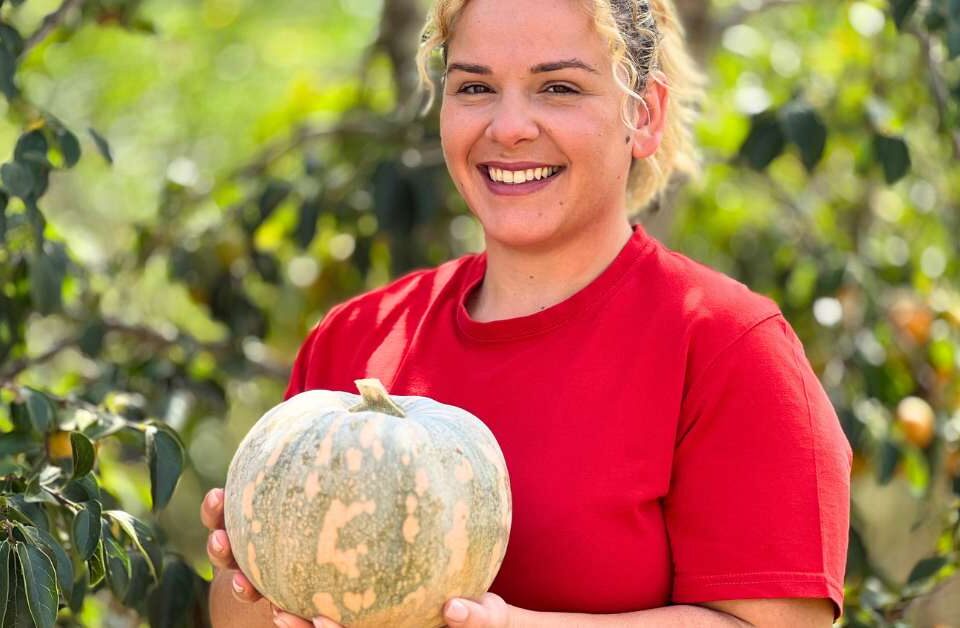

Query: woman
left=202, top=0, right=852, bottom=626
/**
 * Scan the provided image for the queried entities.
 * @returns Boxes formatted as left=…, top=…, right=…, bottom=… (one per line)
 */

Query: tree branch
left=23, top=0, right=87, bottom=54
left=909, top=26, right=960, bottom=160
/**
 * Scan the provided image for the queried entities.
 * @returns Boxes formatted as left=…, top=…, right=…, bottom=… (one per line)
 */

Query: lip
left=476, top=163, right=565, bottom=197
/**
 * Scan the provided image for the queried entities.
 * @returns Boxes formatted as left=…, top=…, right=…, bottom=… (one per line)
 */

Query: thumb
left=443, top=598, right=482, bottom=626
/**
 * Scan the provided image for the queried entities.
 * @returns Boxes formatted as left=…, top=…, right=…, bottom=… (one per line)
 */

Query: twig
left=22, top=0, right=87, bottom=54
left=909, top=26, right=960, bottom=160
left=0, top=336, right=78, bottom=381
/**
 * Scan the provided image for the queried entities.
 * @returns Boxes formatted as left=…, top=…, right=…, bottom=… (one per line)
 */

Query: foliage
left=0, top=0, right=957, bottom=626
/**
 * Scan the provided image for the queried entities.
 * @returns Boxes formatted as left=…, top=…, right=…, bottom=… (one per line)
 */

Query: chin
left=474, top=214, right=570, bottom=251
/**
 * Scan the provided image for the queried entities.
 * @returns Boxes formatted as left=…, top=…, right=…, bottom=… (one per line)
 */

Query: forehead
left=446, top=0, right=607, bottom=65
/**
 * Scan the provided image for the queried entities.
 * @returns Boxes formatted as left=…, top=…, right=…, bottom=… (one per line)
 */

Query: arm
left=275, top=593, right=835, bottom=628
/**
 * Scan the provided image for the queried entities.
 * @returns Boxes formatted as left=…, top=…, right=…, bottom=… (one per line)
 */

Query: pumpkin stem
left=350, top=378, right=406, bottom=418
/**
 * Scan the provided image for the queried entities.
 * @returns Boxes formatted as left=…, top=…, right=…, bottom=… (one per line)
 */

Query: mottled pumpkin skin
left=224, top=389, right=512, bottom=628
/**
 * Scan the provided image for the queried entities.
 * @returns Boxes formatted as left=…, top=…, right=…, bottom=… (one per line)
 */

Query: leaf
left=907, top=555, right=948, bottom=584
left=68, top=567, right=87, bottom=614
left=779, top=101, right=827, bottom=171
left=146, top=424, right=185, bottom=511
left=3, top=542, right=33, bottom=628
left=738, top=112, right=786, bottom=170
left=0, top=541, right=9, bottom=624
left=147, top=558, right=196, bottom=628
left=70, top=432, right=95, bottom=478
left=72, top=500, right=101, bottom=561
left=949, top=24, right=960, bottom=59
left=0, top=190, right=7, bottom=242
left=15, top=542, right=58, bottom=628
left=62, top=474, right=100, bottom=503
left=0, top=23, right=24, bottom=57
left=23, top=389, right=54, bottom=433
left=294, top=197, right=323, bottom=249
left=105, top=510, right=162, bottom=582
left=86, top=541, right=105, bottom=588
left=889, top=0, right=917, bottom=28
left=54, top=127, right=81, bottom=168
left=0, top=433, right=41, bottom=457
left=7, top=496, right=49, bottom=531
left=103, top=530, right=131, bottom=599
left=13, top=524, right=72, bottom=599
left=121, top=554, right=151, bottom=609
left=877, top=439, right=900, bottom=485
left=873, top=133, right=911, bottom=183
left=0, top=46, right=17, bottom=101
left=14, top=131, right=48, bottom=167
left=87, top=128, right=113, bottom=164
left=28, top=249, right=66, bottom=315
left=77, top=318, right=106, bottom=357
left=0, top=162, right=33, bottom=199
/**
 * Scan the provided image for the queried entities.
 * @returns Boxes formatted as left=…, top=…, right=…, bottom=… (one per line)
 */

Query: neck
left=468, top=215, right=634, bottom=322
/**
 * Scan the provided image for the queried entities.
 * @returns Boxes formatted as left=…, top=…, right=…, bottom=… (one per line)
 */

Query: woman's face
left=439, top=0, right=658, bottom=251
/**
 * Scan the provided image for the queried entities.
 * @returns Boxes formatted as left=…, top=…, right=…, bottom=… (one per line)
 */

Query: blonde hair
left=416, top=0, right=704, bottom=213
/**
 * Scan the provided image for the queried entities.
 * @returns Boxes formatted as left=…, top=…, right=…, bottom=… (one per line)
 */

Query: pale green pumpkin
left=223, top=379, right=512, bottom=628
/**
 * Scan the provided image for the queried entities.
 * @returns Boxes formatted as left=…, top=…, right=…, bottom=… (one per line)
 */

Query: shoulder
left=642, top=237, right=783, bottom=351
left=306, top=253, right=480, bottom=342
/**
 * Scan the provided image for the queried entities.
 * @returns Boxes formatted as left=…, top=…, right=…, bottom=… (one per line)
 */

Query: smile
left=484, top=165, right=563, bottom=184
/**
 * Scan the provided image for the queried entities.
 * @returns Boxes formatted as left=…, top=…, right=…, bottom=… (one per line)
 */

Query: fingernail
left=232, top=578, right=244, bottom=595
left=211, top=534, right=224, bottom=553
left=208, top=490, right=222, bottom=509
left=274, top=618, right=290, bottom=628
left=446, top=599, right=468, bottom=622
left=313, top=620, right=326, bottom=628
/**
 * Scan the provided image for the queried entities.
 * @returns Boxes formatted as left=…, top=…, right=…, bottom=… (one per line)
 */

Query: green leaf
left=873, top=133, right=911, bottom=184
left=105, top=510, right=161, bottom=582
left=949, top=23, right=960, bottom=58
left=70, top=432, right=95, bottom=478
left=0, top=23, right=24, bottom=57
left=146, top=424, right=185, bottom=511
left=0, top=433, right=41, bottom=457
left=121, top=554, right=151, bottom=609
left=907, top=555, right=949, bottom=584
left=68, top=567, right=87, bottom=614
left=87, top=128, right=113, bottom=165
left=779, top=101, right=827, bottom=171
left=738, top=111, right=786, bottom=170
left=24, top=389, right=54, bottom=433
left=877, top=439, right=900, bottom=484
left=28, top=249, right=65, bottom=315
left=14, top=131, right=48, bottom=167
left=7, top=497, right=48, bottom=531
left=12, top=524, right=72, bottom=599
left=147, top=558, right=196, bottom=628
left=53, top=127, right=81, bottom=168
left=86, top=541, right=105, bottom=588
left=77, top=318, right=106, bottom=357
left=0, top=541, right=9, bottom=625
left=15, top=542, right=58, bottom=628
left=3, top=542, right=33, bottom=628
left=72, top=500, right=102, bottom=561
left=103, top=530, right=131, bottom=599
left=62, top=474, right=100, bottom=503
left=0, top=190, right=7, bottom=242
left=889, top=0, right=917, bottom=28
left=0, top=162, right=33, bottom=199
left=0, top=46, right=17, bottom=101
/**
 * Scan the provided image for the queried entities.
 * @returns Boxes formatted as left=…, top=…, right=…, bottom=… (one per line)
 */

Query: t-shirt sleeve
left=665, top=314, right=852, bottom=620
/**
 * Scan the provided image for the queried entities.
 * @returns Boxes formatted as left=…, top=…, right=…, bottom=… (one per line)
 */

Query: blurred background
left=0, top=0, right=958, bottom=625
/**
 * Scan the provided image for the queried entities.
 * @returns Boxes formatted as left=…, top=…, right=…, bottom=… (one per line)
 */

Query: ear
left=630, top=78, right=669, bottom=160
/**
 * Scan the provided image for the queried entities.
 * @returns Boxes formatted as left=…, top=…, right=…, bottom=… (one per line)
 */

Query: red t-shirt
left=284, top=224, right=852, bottom=619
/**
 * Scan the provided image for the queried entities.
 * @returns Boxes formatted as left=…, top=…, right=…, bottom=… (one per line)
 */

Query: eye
left=456, top=84, right=493, bottom=95
left=544, top=83, right=579, bottom=95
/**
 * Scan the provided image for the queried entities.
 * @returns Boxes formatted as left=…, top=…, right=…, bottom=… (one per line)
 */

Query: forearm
left=513, top=604, right=751, bottom=628
left=209, top=569, right=275, bottom=628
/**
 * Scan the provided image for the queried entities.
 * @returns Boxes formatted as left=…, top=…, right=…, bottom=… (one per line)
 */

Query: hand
left=201, top=487, right=262, bottom=603
left=271, top=593, right=514, bottom=628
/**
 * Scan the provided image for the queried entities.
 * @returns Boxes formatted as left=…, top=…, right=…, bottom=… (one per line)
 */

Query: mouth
left=476, top=163, right=565, bottom=196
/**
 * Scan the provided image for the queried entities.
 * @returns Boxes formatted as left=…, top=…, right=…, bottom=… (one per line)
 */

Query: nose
left=484, top=92, right=540, bottom=147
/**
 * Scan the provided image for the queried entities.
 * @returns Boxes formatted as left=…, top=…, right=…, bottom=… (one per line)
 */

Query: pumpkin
left=223, top=378, right=512, bottom=627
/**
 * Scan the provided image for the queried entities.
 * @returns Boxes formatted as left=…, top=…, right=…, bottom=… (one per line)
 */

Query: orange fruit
left=46, top=430, right=73, bottom=459
left=895, top=396, right=936, bottom=448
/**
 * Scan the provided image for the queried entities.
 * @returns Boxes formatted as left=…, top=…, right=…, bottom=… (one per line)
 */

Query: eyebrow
left=445, top=58, right=598, bottom=75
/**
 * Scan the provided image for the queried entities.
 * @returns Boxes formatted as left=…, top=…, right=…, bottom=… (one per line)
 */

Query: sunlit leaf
left=105, top=510, right=162, bottom=581
left=15, top=542, right=57, bottom=628
left=86, top=541, right=105, bottom=588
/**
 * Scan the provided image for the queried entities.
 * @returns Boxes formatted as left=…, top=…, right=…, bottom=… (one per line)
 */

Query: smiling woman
left=203, top=1, right=851, bottom=627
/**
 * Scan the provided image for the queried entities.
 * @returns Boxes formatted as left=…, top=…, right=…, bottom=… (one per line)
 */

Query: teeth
left=487, top=166, right=560, bottom=184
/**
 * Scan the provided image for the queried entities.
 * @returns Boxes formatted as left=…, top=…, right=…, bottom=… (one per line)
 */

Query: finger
left=230, top=571, right=263, bottom=603
left=444, top=598, right=486, bottom=627
left=271, top=610, right=313, bottom=628
left=200, top=488, right=225, bottom=530
left=206, top=530, right=238, bottom=570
